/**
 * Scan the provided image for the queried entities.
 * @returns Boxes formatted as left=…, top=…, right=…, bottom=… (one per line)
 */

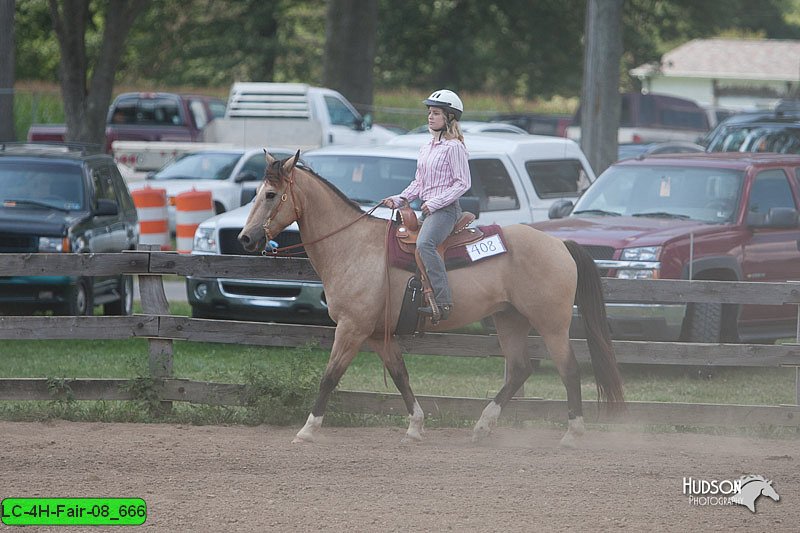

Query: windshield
left=151, top=152, right=242, bottom=180
left=303, top=154, right=419, bottom=206
left=0, top=161, right=85, bottom=210
left=573, top=165, right=744, bottom=223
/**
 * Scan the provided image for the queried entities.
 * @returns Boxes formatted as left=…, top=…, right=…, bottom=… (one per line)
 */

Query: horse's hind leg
left=542, top=332, right=585, bottom=448
left=293, top=321, right=368, bottom=444
left=369, top=336, right=424, bottom=443
left=473, top=307, right=533, bottom=443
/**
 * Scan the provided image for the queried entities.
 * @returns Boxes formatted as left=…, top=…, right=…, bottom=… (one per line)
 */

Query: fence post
left=137, top=244, right=173, bottom=413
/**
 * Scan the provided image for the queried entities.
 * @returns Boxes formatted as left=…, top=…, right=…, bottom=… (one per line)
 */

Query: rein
left=260, top=163, right=396, bottom=381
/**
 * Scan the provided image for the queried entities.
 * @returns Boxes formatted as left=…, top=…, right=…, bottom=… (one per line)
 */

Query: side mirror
left=95, top=198, right=119, bottom=216
left=234, top=170, right=260, bottom=183
left=362, top=113, right=373, bottom=130
left=458, top=196, right=480, bottom=218
left=240, top=187, right=257, bottom=205
left=145, top=171, right=156, bottom=180
left=548, top=199, right=574, bottom=219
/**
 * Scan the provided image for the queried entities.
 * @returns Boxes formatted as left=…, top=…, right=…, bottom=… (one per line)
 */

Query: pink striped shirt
left=392, top=138, right=471, bottom=212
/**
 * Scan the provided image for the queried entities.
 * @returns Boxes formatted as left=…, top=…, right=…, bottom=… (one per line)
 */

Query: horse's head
left=238, top=150, right=302, bottom=253
left=760, top=479, right=780, bottom=502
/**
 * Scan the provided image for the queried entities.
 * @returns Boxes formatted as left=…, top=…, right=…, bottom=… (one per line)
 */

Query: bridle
left=259, top=165, right=380, bottom=256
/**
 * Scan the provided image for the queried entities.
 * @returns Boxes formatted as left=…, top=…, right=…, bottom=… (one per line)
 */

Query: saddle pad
left=388, top=223, right=507, bottom=272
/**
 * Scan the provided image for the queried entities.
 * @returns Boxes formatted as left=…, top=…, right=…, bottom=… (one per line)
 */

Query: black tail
left=564, top=240, right=625, bottom=409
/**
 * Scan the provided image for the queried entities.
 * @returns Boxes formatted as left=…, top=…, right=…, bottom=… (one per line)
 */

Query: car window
left=707, top=125, right=800, bottom=154
left=110, top=164, right=135, bottom=213
left=324, top=96, right=359, bottom=128
left=0, top=161, right=85, bottom=210
left=189, top=100, right=209, bottom=130
left=152, top=152, right=242, bottom=180
left=91, top=165, right=117, bottom=210
left=240, top=154, right=267, bottom=181
left=113, top=96, right=183, bottom=126
left=304, top=154, right=418, bottom=205
left=467, top=159, right=519, bottom=212
left=747, top=170, right=796, bottom=220
left=209, top=100, right=227, bottom=119
left=525, top=159, right=591, bottom=198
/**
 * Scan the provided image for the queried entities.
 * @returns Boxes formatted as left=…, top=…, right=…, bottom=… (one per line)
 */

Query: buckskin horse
left=238, top=152, right=624, bottom=448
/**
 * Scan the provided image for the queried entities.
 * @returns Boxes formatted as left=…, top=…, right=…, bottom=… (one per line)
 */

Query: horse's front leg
left=293, top=322, right=369, bottom=444
left=369, top=336, right=424, bottom=443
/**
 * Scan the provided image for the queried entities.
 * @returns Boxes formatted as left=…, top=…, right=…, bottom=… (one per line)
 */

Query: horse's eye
left=266, top=192, right=276, bottom=200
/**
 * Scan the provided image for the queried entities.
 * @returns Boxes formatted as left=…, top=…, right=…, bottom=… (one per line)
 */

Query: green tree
left=47, top=0, right=150, bottom=145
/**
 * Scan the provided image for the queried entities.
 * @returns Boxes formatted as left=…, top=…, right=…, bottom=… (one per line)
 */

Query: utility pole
left=0, top=0, right=15, bottom=142
left=580, top=0, right=623, bottom=176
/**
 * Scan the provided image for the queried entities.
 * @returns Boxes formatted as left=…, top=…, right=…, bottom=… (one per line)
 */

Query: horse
left=730, top=475, right=780, bottom=513
left=238, top=152, right=625, bottom=447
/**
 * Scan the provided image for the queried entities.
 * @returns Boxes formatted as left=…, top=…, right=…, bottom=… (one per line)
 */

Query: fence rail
left=1, top=250, right=799, bottom=427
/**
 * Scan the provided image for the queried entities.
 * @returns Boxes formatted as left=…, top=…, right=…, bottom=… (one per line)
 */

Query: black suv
left=0, top=143, right=139, bottom=315
left=702, top=101, right=800, bottom=154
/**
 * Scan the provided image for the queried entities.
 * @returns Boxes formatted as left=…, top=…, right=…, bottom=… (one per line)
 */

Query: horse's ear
left=281, top=149, right=301, bottom=172
left=264, top=149, right=276, bottom=165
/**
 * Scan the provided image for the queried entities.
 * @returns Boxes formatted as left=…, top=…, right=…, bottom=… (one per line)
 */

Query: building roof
left=630, top=38, right=800, bottom=81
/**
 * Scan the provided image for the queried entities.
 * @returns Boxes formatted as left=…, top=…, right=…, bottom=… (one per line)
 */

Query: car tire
left=57, top=278, right=93, bottom=316
left=681, top=302, right=723, bottom=343
left=104, top=275, right=133, bottom=316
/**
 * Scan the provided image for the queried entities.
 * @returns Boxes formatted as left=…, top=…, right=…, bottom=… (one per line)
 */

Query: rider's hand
left=381, top=197, right=398, bottom=209
left=421, top=202, right=431, bottom=216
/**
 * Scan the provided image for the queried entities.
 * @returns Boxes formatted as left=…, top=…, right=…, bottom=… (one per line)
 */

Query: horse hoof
left=292, top=433, right=314, bottom=444
left=471, top=426, right=492, bottom=444
left=559, top=432, right=580, bottom=449
left=401, top=431, right=423, bottom=444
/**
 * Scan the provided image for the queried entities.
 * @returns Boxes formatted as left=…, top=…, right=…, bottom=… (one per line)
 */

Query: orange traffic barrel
left=131, top=187, right=171, bottom=250
left=175, top=189, right=214, bottom=253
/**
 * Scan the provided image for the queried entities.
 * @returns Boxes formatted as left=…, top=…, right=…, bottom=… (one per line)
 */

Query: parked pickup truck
left=111, top=82, right=397, bottom=173
left=186, top=134, right=596, bottom=322
left=27, top=92, right=227, bottom=158
left=534, top=152, right=800, bottom=344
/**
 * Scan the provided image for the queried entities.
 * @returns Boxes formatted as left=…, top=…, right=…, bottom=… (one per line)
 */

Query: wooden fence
left=0, top=248, right=799, bottom=429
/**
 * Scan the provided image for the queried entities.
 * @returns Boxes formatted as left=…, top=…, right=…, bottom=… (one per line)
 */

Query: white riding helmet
left=423, top=89, right=463, bottom=121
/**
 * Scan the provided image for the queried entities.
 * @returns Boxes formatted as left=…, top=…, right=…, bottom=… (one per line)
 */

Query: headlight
left=617, top=269, right=657, bottom=280
left=38, top=236, right=70, bottom=252
left=620, top=246, right=660, bottom=261
left=192, top=226, right=218, bottom=253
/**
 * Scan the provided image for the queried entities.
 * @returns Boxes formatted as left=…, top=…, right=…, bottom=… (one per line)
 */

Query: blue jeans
left=418, top=202, right=461, bottom=305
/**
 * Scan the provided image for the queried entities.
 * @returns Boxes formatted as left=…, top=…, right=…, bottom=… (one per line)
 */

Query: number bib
left=466, top=233, right=506, bottom=262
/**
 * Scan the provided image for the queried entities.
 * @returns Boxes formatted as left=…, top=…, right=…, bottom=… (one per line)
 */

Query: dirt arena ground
left=1, top=420, right=797, bottom=532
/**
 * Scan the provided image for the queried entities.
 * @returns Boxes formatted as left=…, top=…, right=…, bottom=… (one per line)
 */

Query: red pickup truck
left=533, top=152, right=800, bottom=344
left=27, top=92, right=226, bottom=156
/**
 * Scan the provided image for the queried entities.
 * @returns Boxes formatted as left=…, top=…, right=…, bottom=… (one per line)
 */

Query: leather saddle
left=394, top=205, right=483, bottom=256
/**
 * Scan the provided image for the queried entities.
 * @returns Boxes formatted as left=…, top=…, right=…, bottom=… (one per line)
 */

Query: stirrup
left=419, top=303, right=451, bottom=322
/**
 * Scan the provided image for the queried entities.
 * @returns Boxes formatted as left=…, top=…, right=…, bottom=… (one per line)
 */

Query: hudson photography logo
left=683, top=475, right=780, bottom=513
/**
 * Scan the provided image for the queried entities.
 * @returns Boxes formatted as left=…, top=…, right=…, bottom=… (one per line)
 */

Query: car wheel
left=57, top=278, right=93, bottom=316
left=104, top=275, right=133, bottom=315
left=681, top=302, right=722, bottom=343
